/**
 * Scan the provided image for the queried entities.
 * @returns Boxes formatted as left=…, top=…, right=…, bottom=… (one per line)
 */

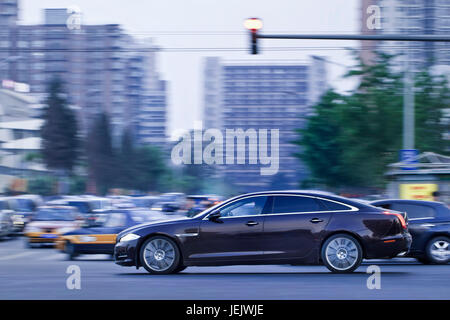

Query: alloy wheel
left=325, top=237, right=359, bottom=271
left=143, top=238, right=176, bottom=272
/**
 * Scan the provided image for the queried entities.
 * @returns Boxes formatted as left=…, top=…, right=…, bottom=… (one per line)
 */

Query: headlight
left=120, top=233, right=140, bottom=242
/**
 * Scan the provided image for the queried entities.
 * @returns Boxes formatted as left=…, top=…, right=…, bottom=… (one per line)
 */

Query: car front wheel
left=140, top=236, right=181, bottom=274
left=321, top=234, right=363, bottom=273
left=425, top=236, right=450, bottom=264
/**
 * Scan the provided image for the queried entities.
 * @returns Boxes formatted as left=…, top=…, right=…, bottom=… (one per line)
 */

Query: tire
left=25, top=238, right=34, bottom=249
left=416, top=257, right=431, bottom=264
left=321, top=234, right=363, bottom=273
left=173, top=265, right=187, bottom=273
left=65, top=241, right=79, bottom=260
left=425, top=236, right=450, bottom=264
left=140, top=236, right=181, bottom=274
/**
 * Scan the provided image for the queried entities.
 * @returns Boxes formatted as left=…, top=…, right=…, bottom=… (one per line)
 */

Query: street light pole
left=403, top=44, right=415, bottom=150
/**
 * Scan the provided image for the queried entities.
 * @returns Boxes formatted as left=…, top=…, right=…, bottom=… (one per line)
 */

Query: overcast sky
left=20, top=0, right=361, bottom=135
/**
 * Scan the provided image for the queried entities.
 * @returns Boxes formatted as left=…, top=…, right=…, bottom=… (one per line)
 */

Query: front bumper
left=114, top=238, right=139, bottom=267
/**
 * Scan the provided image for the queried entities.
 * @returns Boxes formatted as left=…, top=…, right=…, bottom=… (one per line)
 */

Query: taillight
left=383, top=211, right=407, bottom=230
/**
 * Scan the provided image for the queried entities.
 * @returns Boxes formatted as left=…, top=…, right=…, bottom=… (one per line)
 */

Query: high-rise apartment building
left=202, top=57, right=328, bottom=193
left=0, top=2, right=168, bottom=146
left=361, top=0, right=450, bottom=72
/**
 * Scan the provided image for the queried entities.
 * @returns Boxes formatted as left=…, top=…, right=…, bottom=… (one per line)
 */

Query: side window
left=219, top=196, right=268, bottom=217
left=390, top=203, right=436, bottom=219
left=272, top=196, right=322, bottom=214
left=319, top=199, right=353, bottom=211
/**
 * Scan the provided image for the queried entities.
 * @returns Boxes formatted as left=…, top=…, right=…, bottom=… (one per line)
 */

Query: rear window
left=272, top=196, right=322, bottom=213
left=390, top=203, right=436, bottom=219
left=319, top=199, right=352, bottom=211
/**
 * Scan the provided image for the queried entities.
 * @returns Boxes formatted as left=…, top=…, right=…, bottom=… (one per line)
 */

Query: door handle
left=246, top=221, right=259, bottom=226
left=310, top=218, right=324, bottom=223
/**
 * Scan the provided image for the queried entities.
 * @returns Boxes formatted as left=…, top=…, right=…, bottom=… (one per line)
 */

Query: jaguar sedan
left=114, top=191, right=412, bottom=273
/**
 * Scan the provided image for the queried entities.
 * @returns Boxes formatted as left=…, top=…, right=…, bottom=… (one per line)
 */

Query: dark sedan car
left=114, top=191, right=411, bottom=273
left=371, top=199, right=449, bottom=264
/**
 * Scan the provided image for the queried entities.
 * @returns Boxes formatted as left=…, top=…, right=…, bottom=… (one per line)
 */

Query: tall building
left=361, top=0, right=450, bottom=72
left=202, top=57, right=328, bottom=193
left=0, top=2, right=168, bottom=146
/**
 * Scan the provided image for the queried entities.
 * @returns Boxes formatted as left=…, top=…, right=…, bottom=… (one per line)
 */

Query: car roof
left=229, top=190, right=364, bottom=206
left=370, top=199, right=446, bottom=206
left=38, top=205, right=75, bottom=210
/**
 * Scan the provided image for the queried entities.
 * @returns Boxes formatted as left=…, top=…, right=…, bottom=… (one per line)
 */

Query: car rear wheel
left=65, top=241, right=79, bottom=260
left=321, top=234, right=363, bottom=273
left=425, top=236, right=450, bottom=264
left=140, top=236, right=181, bottom=274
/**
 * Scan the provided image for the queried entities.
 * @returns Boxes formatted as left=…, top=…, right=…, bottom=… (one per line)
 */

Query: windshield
left=67, top=201, right=91, bottom=213
left=34, top=208, right=75, bottom=221
left=15, top=199, right=36, bottom=212
left=104, top=212, right=126, bottom=228
left=192, top=200, right=225, bottom=218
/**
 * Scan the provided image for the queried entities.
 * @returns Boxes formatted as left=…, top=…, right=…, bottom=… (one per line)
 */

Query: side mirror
left=208, top=211, right=221, bottom=222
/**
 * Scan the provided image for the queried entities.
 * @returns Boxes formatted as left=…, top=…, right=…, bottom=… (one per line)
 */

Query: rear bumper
left=25, top=232, right=61, bottom=244
left=365, top=232, right=412, bottom=259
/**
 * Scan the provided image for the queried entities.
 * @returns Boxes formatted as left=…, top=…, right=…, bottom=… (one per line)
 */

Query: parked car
left=115, top=191, right=411, bottom=274
left=57, top=208, right=166, bottom=259
left=0, top=198, right=15, bottom=239
left=23, top=206, right=83, bottom=247
left=371, top=199, right=449, bottom=264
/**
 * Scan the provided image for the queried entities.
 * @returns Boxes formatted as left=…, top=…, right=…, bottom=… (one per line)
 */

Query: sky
left=20, top=0, right=361, bottom=135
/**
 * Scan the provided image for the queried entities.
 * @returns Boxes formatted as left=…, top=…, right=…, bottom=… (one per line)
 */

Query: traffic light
left=244, top=18, right=263, bottom=54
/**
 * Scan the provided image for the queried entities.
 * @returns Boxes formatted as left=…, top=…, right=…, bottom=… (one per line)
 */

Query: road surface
left=0, top=237, right=449, bottom=299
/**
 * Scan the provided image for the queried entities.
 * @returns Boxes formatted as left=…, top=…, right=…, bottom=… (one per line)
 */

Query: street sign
left=399, top=149, right=419, bottom=170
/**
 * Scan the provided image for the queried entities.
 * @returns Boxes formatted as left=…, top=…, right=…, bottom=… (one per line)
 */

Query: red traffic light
left=244, top=18, right=263, bottom=31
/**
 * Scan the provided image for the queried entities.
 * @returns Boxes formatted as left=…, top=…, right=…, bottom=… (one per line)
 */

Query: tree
left=294, top=53, right=449, bottom=189
left=293, top=90, right=347, bottom=188
left=117, top=128, right=136, bottom=190
left=132, top=146, right=167, bottom=192
left=41, top=78, right=79, bottom=173
left=86, top=112, right=116, bottom=195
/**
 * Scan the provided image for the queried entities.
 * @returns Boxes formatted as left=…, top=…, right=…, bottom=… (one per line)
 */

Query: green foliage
left=69, top=175, right=87, bottom=195
left=294, top=53, right=449, bottom=189
left=86, top=112, right=116, bottom=195
left=41, top=78, right=79, bottom=173
left=131, top=146, right=167, bottom=192
left=27, top=176, right=56, bottom=196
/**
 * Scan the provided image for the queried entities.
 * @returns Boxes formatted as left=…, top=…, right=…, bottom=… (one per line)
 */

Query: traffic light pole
left=255, top=34, right=450, bottom=42
left=249, top=30, right=450, bottom=153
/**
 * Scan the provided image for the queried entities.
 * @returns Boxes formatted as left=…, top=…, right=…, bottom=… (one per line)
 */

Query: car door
left=188, top=195, right=269, bottom=263
left=262, top=195, right=332, bottom=260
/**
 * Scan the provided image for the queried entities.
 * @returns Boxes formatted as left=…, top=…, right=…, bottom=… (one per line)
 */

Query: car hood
left=117, top=216, right=191, bottom=239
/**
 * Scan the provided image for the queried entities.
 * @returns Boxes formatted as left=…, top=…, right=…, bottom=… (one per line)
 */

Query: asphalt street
left=0, top=237, right=448, bottom=300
